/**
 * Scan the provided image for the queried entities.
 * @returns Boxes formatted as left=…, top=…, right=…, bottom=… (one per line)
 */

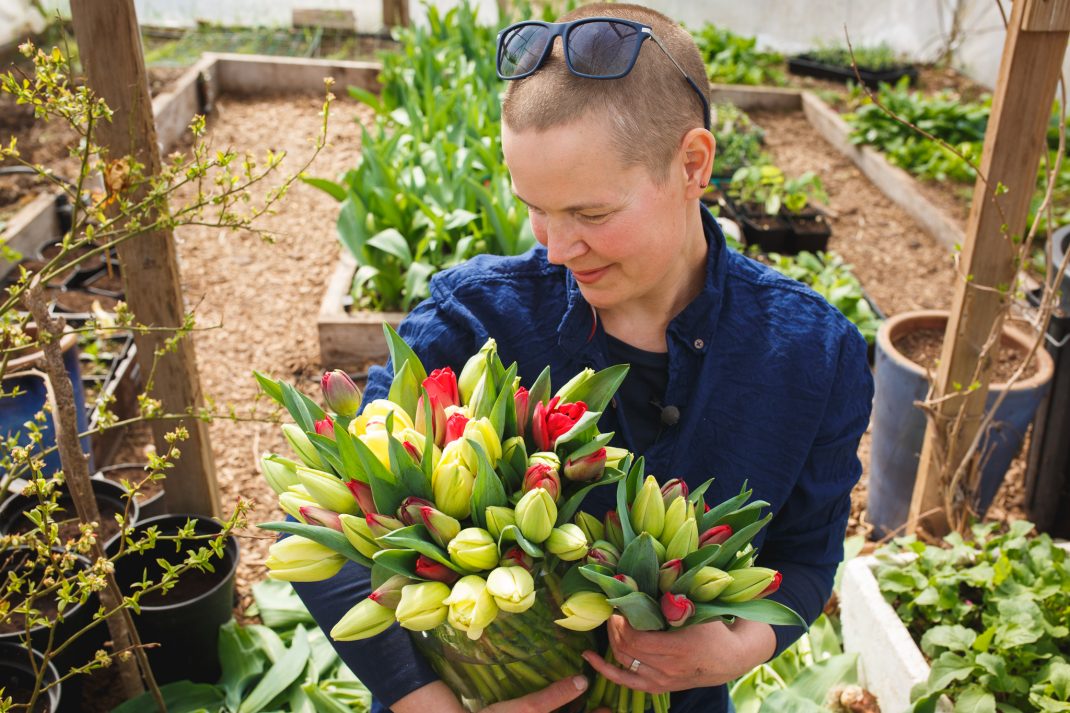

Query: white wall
left=0, top=0, right=46, bottom=47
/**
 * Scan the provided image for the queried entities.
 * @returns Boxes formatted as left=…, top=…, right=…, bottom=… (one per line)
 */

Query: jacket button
left=693, top=338, right=705, bottom=350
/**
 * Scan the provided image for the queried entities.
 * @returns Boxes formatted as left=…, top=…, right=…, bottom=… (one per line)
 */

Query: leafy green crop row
left=691, top=24, right=786, bottom=87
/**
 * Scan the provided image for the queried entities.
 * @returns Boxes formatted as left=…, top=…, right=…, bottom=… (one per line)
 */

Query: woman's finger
left=581, top=650, right=667, bottom=695
left=483, top=675, right=589, bottom=713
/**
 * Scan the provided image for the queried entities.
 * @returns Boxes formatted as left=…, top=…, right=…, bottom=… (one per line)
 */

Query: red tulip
left=424, top=367, right=459, bottom=405
left=499, top=546, right=535, bottom=573
left=345, top=479, right=377, bottom=516
left=398, top=496, right=435, bottom=525
left=514, top=387, right=530, bottom=438
left=658, top=559, right=684, bottom=593
left=416, top=395, right=446, bottom=446
left=522, top=463, right=561, bottom=502
left=531, top=396, right=588, bottom=451
left=298, top=505, right=342, bottom=532
left=660, top=591, right=695, bottom=627
left=758, top=571, right=782, bottom=599
left=402, top=440, right=422, bottom=462
left=314, top=416, right=335, bottom=441
left=699, top=524, right=733, bottom=547
left=660, top=478, right=689, bottom=505
left=444, top=412, right=470, bottom=445
left=321, top=370, right=361, bottom=417
left=414, top=554, right=459, bottom=584
left=563, top=448, right=606, bottom=482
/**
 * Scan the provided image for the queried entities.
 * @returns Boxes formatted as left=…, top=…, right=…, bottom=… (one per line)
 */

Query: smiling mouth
left=571, top=266, right=609, bottom=284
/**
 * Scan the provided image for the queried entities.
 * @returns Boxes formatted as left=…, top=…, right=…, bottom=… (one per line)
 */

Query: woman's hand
left=483, top=675, right=604, bottom=713
left=581, top=615, right=777, bottom=694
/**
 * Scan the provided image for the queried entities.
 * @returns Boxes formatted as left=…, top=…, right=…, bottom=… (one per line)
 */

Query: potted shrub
left=0, top=477, right=140, bottom=543
left=788, top=44, right=919, bottom=88
left=868, top=310, right=1054, bottom=538
left=93, top=462, right=166, bottom=519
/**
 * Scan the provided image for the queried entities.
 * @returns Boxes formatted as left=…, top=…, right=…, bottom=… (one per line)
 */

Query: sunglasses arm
left=648, top=33, right=711, bottom=132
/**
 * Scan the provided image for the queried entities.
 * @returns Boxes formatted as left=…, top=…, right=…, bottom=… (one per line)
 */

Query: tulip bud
left=298, top=505, right=343, bottom=532
left=395, top=582, right=451, bottom=631
left=514, top=487, right=557, bottom=544
left=369, top=574, right=414, bottom=610
left=314, top=417, right=336, bottom=441
left=461, top=418, right=502, bottom=469
left=604, top=446, right=629, bottom=470
left=528, top=451, right=561, bottom=471
left=416, top=394, right=446, bottom=447
left=398, top=496, right=435, bottom=525
left=760, top=572, right=782, bottom=598
left=420, top=506, right=462, bottom=549
left=346, top=479, right=377, bottom=516
left=484, top=506, right=516, bottom=540
left=522, top=463, right=561, bottom=502
left=502, top=436, right=527, bottom=471
left=444, top=412, right=470, bottom=445
left=349, top=399, right=415, bottom=437
left=265, top=536, right=345, bottom=582
left=730, top=545, right=756, bottom=571
left=339, top=513, right=381, bottom=559
left=485, top=566, right=535, bottom=614
left=330, top=597, right=395, bottom=641
left=613, top=574, right=639, bottom=592
left=555, top=591, right=613, bottom=631
left=366, top=513, right=405, bottom=539
left=282, top=424, right=326, bottom=469
left=261, top=453, right=301, bottom=495
left=514, top=387, right=530, bottom=438
left=664, top=517, right=699, bottom=561
left=661, top=591, right=695, bottom=627
left=660, top=479, right=689, bottom=506
left=631, top=476, right=666, bottom=539
left=414, top=554, right=460, bottom=584
left=431, top=453, right=475, bottom=520
left=554, top=367, right=594, bottom=404
left=658, top=559, right=684, bottom=593
left=661, top=497, right=688, bottom=548
left=651, top=537, right=667, bottom=562
left=423, top=367, right=460, bottom=410
left=458, top=339, right=495, bottom=404
left=587, top=539, right=621, bottom=568
left=563, top=448, right=606, bottom=482
left=443, top=575, right=499, bottom=640
left=699, top=524, right=733, bottom=548
left=718, top=567, right=779, bottom=603
left=448, top=528, right=499, bottom=572
left=688, top=566, right=733, bottom=602
left=532, top=397, right=588, bottom=452
left=279, top=487, right=318, bottom=522
left=546, top=524, right=588, bottom=561
left=499, top=546, right=535, bottom=572
left=321, top=369, right=362, bottom=418
left=296, top=467, right=360, bottom=516
left=604, top=511, right=624, bottom=550
left=574, top=512, right=604, bottom=545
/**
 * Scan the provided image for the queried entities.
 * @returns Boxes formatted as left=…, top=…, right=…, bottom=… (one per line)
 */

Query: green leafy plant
left=309, top=2, right=534, bottom=312
left=763, top=251, right=882, bottom=345
left=711, top=102, right=766, bottom=178
left=691, top=24, right=786, bottom=87
left=874, top=521, right=1070, bottom=712
left=728, top=165, right=828, bottom=215
left=805, top=43, right=906, bottom=72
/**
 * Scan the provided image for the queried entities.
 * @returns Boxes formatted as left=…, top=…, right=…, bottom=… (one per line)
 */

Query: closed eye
left=578, top=212, right=610, bottom=224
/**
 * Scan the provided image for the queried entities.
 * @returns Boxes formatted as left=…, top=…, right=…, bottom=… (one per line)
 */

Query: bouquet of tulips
left=254, top=326, right=630, bottom=710
left=549, top=466, right=806, bottom=713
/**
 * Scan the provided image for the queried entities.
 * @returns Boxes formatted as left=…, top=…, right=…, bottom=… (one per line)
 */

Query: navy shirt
left=292, top=205, right=874, bottom=712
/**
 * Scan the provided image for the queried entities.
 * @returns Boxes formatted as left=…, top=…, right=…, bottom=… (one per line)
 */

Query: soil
left=0, top=587, right=59, bottom=635
left=894, top=327, right=1040, bottom=383
left=97, top=463, right=165, bottom=503
left=137, top=561, right=227, bottom=607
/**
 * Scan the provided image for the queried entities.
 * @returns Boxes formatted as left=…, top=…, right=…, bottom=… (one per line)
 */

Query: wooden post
left=908, top=0, right=1070, bottom=535
left=70, top=0, right=221, bottom=517
left=382, top=0, right=410, bottom=30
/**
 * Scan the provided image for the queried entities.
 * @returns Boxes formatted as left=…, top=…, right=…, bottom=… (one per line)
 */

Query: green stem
left=589, top=673, right=609, bottom=710
left=631, top=689, right=646, bottom=713
left=616, top=684, right=630, bottom=713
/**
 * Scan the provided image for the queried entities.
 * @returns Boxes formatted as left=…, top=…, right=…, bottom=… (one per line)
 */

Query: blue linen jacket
left=292, top=205, right=874, bottom=712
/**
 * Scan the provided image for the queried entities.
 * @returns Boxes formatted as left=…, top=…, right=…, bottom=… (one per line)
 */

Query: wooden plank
left=211, top=53, right=382, bottom=95
left=909, top=0, right=1070, bottom=535
left=151, top=55, right=219, bottom=153
left=71, top=0, right=221, bottom=518
left=709, top=83, right=801, bottom=112
left=318, top=254, right=404, bottom=370
left=1023, top=0, right=1070, bottom=31
left=292, top=8, right=357, bottom=31
left=382, top=0, right=411, bottom=29
left=801, top=92, right=965, bottom=250
left=0, top=192, right=61, bottom=279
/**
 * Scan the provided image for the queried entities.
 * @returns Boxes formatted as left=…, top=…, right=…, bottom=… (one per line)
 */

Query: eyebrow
left=512, top=191, right=614, bottom=213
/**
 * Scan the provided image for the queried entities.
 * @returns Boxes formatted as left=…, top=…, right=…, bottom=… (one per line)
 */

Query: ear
left=679, top=128, right=716, bottom=201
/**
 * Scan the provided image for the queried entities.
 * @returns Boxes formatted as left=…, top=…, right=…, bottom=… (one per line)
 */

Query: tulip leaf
left=259, top=521, right=373, bottom=567
left=469, top=439, right=507, bottom=530
left=497, top=524, right=544, bottom=558
left=371, top=548, right=421, bottom=579
left=388, top=359, right=420, bottom=421
left=383, top=323, right=428, bottom=385
left=556, top=467, right=623, bottom=527
left=420, top=389, right=436, bottom=482
left=488, top=362, right=517, bottom=441
left=691, top=599, right=807, bottom=628
left=617, top=533, right=660, bottom=598
left=710, top=514, right=773, bottom=570
left=280, top=381, right=327, bottom=433
left=303, top=682, right=359, bottom=713
left=688, top=478, right=715, bottom=511
left=387, top=428, right=433, bottom=503
left=350, top=432, right=408, bottom=516
left=498, top=438, right=527, bottom=492
left=557, top=364, right=629, bottom=414
left=377, top=525, right=468, bottom=574
left=110, top=681, right=225, bottom=713
left=616, top=469, right=637, bottom=546
left=308, top=433, right=345, bottom=478
left=682, top=544, right=722, bottom=572
left=253, top=370, right=285, bottom=407
left=218, top=619, right=265, bottom=711
left=470, top=368, right=496, bottom=420
left=562, top=431, right=614, bottom=462
left=527, top=366, right=552, bottom=419
left=552, top=410, right=601, bottom=453
left=237, top=624, right=311, bottom=713
left=605, top=591, right=665, bottom=631
left=700, top=485, right=754, bottom=532
left=332, top=425, right=367, bottom=484
left=711, top=500, right=770, bottom=532
left=579, top=565, right=637, bottom=599
left=562, top=565, right=605, bottom=597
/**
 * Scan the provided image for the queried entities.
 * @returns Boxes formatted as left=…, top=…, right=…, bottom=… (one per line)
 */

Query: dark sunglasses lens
left=567, top=21, right=640, bottom=77
left=499, top=25, right=550, bottom=77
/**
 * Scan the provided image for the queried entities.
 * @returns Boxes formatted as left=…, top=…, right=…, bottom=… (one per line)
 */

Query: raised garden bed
left=318, top=253, right=404, bottom=371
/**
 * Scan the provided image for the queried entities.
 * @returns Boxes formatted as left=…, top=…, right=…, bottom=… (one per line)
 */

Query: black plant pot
left=0, top=551, right=91, bottom=710
left=785, top=206, right=833, bottom=254
left=0, top=478, right=139, bottom=544
left=106, top=514, right=239, bottom=685
left=0, top=643, right=62, bottom=713
left=739, top=213, right=794, bottom=254
left=787, top=53, right=918, bottom=88
left=92, top=463, right=166, bottom=519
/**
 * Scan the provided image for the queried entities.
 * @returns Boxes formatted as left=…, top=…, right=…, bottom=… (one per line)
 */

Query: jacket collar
left=556, top=203, right=729, bottom=357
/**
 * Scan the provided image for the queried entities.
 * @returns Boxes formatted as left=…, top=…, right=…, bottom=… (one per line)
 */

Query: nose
left=540, top=215, right=588, bottom=266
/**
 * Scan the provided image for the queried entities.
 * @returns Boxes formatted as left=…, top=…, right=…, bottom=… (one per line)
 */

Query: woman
left=293, top=4, right=873, bottom=712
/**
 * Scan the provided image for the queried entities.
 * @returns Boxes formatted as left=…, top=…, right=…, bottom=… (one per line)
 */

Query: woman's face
left=502, top=114, right=700, bottom=314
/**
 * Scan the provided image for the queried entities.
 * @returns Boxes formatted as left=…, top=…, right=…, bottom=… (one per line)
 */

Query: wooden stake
left=69, top=0, right=220, bottom=517
left=382, top=0, right=410, bottom=29
left=908, top=0, right=1070, bottom=535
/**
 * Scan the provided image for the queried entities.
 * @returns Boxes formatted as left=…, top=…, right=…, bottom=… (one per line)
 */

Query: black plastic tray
left=788, top=54, right=918, bottom=89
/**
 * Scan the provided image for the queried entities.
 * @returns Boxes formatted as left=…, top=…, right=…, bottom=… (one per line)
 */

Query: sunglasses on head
left=496, top=17, right=710, bottom=132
